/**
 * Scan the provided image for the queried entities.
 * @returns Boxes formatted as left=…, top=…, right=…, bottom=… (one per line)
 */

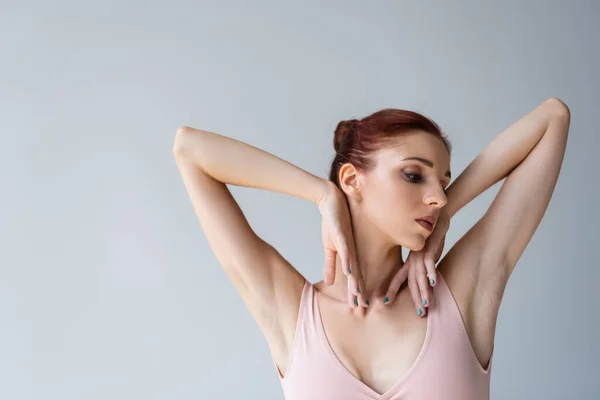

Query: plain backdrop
left=1, top=1, right=599, bottom=399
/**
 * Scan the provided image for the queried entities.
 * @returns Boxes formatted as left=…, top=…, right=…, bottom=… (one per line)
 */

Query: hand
left=316, top=181, right=369, bottom=308
left=383, top=209, right=450, bottom=316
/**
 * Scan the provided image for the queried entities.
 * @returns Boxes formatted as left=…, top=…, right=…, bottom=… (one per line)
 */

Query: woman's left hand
left=383, top=209, right=450, bottom=316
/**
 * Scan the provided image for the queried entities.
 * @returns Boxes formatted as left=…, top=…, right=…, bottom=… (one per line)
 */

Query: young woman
left=172, top=98, right=570, bottom=399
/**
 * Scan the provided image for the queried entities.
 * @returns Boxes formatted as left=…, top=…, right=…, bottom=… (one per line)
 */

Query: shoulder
left=268, top=272, right=308, bottom=378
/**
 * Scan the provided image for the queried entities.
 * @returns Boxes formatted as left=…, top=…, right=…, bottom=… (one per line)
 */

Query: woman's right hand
left=316, top=181, right=369, bottom=308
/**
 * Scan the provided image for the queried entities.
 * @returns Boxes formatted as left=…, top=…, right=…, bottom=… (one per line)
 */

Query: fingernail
left=430, top=278, right=435, bottom=286
left=384, top=296, right=389, bottom=304
left=422, top=299, right=427, bottom=306
left=348, top=267, right=352, bottom=274
left=357, top=287, right=360, bottom=294
left=365, top=298, right=370, bottom=306
left=354, top=298, right=358, bottom=307
left=417, top=308, right=423, bottom=316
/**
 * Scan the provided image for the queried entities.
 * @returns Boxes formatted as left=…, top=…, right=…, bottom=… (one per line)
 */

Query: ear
left=338, top=163, right=361, bottom=199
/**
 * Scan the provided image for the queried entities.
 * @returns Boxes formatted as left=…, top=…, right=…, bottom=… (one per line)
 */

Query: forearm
left=444, top=98, right=567, bottom=218
left=172, top=126, right=331, bottom=205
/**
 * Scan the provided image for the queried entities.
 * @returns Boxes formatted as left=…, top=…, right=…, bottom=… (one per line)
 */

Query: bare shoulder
left=269, top=255, right=308, bottom=343
left=267, top=255, right=307, bottom=377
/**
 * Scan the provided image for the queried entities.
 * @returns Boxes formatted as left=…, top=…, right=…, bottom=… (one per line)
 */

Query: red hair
left=328, top=108, right=452, bottom=189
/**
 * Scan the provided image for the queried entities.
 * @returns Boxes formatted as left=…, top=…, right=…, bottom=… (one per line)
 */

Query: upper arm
left=172, top=129, right=306, bottom=346
left=477, top=100, right=570, bottom=278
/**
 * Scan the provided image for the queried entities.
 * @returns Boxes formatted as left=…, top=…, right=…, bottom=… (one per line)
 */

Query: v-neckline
left=314, top=288, right=433, bottom=399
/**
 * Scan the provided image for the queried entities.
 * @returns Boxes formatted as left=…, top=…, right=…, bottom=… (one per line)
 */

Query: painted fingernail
left=422, top=298, right=427, bottom=306
left=365, top=298, right=370, bottom=306
left=357, top=287, right=360, bottom=293
left=430, top=278, right=435, bottom=285
left=384, top=296, right=389, bottom=304
left=417, top=308, right=423, bottom=316
left=354, top=298, right=358, bottom=307
left=348, top=267, right=352, bottom=274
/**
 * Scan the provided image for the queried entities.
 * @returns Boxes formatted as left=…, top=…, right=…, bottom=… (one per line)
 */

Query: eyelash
left=403, top=172, right=448, bottom=193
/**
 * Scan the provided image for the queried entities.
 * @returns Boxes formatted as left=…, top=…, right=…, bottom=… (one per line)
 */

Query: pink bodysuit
left=274, top=271, right=493, bottom=399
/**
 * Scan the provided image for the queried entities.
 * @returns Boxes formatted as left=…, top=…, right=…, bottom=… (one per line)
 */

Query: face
left=353, top=131, right=451, bottom=251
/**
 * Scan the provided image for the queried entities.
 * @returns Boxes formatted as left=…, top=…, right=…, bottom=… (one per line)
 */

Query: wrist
left=315, top=179, right=340, bottom=208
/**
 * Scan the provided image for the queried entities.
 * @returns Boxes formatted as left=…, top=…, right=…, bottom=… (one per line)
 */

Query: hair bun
left=333, top=119, right=359, bottom=153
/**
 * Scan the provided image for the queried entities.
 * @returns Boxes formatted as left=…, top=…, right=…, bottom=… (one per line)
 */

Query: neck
left=328, top=208, right=405, bottom=301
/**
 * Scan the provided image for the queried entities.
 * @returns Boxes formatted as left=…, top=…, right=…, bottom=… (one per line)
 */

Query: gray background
left=1, top=1, right=598, bottom=399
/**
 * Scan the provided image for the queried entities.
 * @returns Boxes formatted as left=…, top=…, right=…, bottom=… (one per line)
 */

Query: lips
left=417, top=216, right=436, bottom=226
left=416, top=219, right=434, bottom=231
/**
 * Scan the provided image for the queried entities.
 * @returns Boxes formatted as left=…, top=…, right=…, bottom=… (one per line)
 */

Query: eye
left=403, top=172, right=422, bottom=182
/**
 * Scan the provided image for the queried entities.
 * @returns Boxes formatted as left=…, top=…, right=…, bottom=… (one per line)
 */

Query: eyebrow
left=402, top=157, right=452, bottom=180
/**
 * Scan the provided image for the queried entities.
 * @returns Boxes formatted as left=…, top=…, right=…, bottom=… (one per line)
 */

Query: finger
left=408, top=270, right=425, bottom=317
left=340, top=240, right=367, bottom=309
left=345, top=244, right=369, bottom=308
left=349, top=272, right=359, bottom=301
left=344, top=251, right=362, bottom=308
left=348, top=277, right=358, bottom=308
left=416, top=257, right=431, bottom=310
left=337, top=236, right=352, bottom=277
left=324, top=248, right=337, bottom=286
left=384, top=264, right=409, bottom=305
left=353, top=264, right=369, bottom=308
left=424, top=253, right=437, bottom=289
left=336, top=229, right=368, bottom=309
left=343, top=233, right=365, bottom=305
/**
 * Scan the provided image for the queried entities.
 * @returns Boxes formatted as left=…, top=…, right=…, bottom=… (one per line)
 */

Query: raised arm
left=172, top=126, right=337, bottom=377
left=172, top=126, right=325, bottom=325
left=438, top=98, right=570, bottom=291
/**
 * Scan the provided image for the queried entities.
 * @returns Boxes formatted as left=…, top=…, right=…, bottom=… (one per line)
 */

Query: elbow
left=545, top=97, right=571, bottom=121
left=173, top=126, right=194, bottom=157
left=176, top=126, right=194, bottom=136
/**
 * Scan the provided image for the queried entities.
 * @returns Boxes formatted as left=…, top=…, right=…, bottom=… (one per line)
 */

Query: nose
left=424, top=186, right=448, bottom=208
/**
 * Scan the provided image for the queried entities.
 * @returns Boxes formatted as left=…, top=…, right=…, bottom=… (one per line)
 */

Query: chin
left=397, top=233, right=427, bottom=252
left=409, top=241, right=426, bottom=252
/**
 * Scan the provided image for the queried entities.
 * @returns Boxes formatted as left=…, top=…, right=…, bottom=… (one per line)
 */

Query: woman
left=172, top=97, right=570, bottom=399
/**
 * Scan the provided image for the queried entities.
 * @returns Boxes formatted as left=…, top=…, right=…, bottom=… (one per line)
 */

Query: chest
left=317, top=291, right=429, bottom=395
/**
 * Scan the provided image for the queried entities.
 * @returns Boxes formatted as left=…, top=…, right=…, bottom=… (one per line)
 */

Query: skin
left=317, top=130, right=451, bottom=313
